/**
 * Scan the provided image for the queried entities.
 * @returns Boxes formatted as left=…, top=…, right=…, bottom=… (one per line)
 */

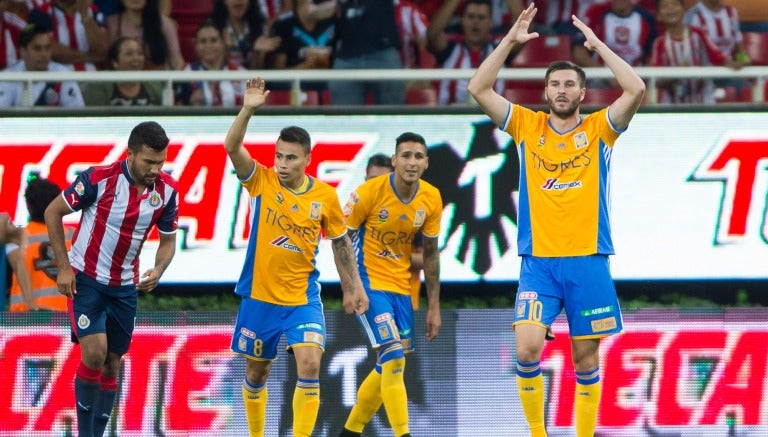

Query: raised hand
left=243, top=77, right=270, bottom=109
left=572, top=15, right=601, bottom=51
left=504, top=3, right=539, bottom=46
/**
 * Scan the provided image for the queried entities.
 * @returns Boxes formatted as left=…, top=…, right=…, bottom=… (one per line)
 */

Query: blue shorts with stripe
left=514, top=255, right=623, bottom=339
left=230, top=297, right=325, bottom=360
left=356, top=289, right=414, bottom=352
left=70, top=271, right=137, bottom=355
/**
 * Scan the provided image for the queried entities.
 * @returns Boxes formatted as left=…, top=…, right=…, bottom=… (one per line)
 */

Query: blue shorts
left=230, top=297, right=326, bottom=361
left=356, top=289, right=415, bottom=352
left=514, top=255, right=623, bottom=339
left=69, top=271, right=137, bottom=355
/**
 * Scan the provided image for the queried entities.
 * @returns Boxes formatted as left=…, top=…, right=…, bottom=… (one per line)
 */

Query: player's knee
left=295, top=354, right=321, bottom=377
left=377, top=341, right=405, bottom=364
left=101, top=353, right=123, bottom=378
left=245, top=359, right=271, bottom=385
left=516, top=344, right=544, bottom=364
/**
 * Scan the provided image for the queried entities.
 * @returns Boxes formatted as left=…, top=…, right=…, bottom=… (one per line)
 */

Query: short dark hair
left=465, top=0, right=493, bottom=13
left=395, top=132, right=427, bottom=153
left=195, top=20, right=222, bottom=39
left=128, top=121, right=170, bottom=152
left=25, top=178, right=61, bottom=222
left=278, top=126, right=311, bottom=155
left=19, top=23, right=50, bottom=49
left=366, top=153, right=393, bottom=172
left=545, top=61, right=586, bottom=88
left=107, top=37, right=141, bottom=70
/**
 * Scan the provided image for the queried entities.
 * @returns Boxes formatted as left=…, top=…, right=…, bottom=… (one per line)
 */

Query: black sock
left=338, top=429, right=362, bottom=437
left=92, top=388, right=117, bottom=437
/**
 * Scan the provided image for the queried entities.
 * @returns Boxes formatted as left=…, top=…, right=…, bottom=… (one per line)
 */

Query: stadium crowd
left=0, top=0, right=766, bottom=107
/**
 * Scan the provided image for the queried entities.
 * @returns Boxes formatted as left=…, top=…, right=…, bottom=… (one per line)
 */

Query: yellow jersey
left=344, top=173, right=442, bottom=295
left=504, top=105, right=622, bottom=257
left=235, top=163, right=346, bottom=305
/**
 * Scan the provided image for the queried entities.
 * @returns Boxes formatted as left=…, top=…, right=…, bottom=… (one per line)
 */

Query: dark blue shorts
left=69, top=271, right=137, bottom=355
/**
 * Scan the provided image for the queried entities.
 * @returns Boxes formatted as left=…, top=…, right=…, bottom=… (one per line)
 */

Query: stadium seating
left=511, top=35, right=573, bottom=68
left=713, top=85, right=753, bottom=103
left=405, top=88, right=438, bottom=106
left=581, top=87, right=623, bottom=107
left=742, top=32, right=768, bottom=65
left=267, top=90, right=320, bottom=106
left=503, top=87, right=545, bottom=105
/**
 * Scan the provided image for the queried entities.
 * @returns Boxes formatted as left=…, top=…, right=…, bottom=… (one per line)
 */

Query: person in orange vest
left=8, top=177, right=72, bottom=312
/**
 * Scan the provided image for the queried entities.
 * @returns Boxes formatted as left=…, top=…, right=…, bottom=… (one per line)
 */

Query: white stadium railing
left=1, top=66, right=766, bottom=107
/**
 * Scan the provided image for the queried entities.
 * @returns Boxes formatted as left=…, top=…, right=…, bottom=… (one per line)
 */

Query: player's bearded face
left=393, top=141, right=428, bottom=184
left=545, top=70, right=584, bottom=118
left=128, top=145, right=167, bottom=186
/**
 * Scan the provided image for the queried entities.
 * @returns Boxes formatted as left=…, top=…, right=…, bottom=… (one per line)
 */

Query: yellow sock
left=575, top=369, right=601, bottom=437
left=344, top=367, right=383, bottom=432
left=517, top=360, right=547, bottom=437
left=242, top=382, right=267, bottom=437
left=292, top=378, right=320, bottom=437
left=381, top=356, right=409, bottom=436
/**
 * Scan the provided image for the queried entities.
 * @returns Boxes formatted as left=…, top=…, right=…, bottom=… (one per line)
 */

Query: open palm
left=506, top=3, right=539, bottom=45
left=243, top=77, right=269, bottom=109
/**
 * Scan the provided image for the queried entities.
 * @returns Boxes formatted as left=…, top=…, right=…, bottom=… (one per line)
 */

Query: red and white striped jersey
left=394, top=0, right=428, bottom=68
left=651, top=26, right=727, bottom=104
left=62, top=161, right=179, bottom=286
left=1, top=11, right=26, bottom=70
left=683, top=2, right=742, bottom=56
left=35, top=3, right=105, bottom=71
left=583, top=4, right=657, bottom=66
left=257, top=0, right=285, bottom=22
left=528, top=0, right=597, bottom=27
left=434, top=37, right=503, bottom=105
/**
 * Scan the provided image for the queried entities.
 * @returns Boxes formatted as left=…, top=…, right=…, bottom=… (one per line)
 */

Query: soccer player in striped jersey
left=225, top=77, right=368, bottom=437
left=468, top=4, right=645, bottom=437
left=45, top=121, right=179, bottom=437
left=338, top=133, right=443, bottom=437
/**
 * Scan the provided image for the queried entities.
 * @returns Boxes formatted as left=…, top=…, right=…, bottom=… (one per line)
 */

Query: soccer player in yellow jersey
left=339, top=133, right=443, bottom=437
left=468, top=5, right=645, bottom=437
left=225, top=77, right=369, bottom=437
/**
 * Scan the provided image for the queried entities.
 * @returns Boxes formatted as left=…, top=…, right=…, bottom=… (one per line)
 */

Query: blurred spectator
left=574, top=0, right=657, bottom=71
left=0, top=0, right=27, bottom=69
left=7, top=178, right=71, bottom=312
left=522, top=0, right=598, bottom=36
left=0, top=23, right=85, bottom=107
left=684, top=0, right=750, bottom=65
left=652, top=0, right=739, bottom=104
left=257, top=0, right=291, bottom=25
left=329, top=0, right=406, bottom=105
left=0, top=212, right=25, bottom=246
left=209, top=0, right=280, bottom=69
left=269, top=0, right=333, bottom=96
left=175, top=21, right=245, bottom=106
left=28, top=0, right=108, bottom=71
left=394, top=0, right=428, bottom=69
left=84, top=36, right=162, bottom=105
left=106, top=0, right=184, bottom=70
left=427, top=0, right=503, bottom=105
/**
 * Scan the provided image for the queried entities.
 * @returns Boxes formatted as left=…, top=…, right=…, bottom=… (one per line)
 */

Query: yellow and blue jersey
left=504, top=105, right=623, bottom=257
left=344, top=173, right=442, bottom=295
left=236, top=163, right=346, bottom=305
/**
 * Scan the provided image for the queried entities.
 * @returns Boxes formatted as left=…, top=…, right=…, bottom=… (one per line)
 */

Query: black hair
left=465, top=0, right=493, bottom=12
left=128, top=121, right=170, bottom=152
left=19, top=23, right=50, bottom=48
left=196, top=20, right=223, bottom=39
left=106, top=37, right=143, bottom=70
left=117, top=0, right=168, bottom=66
left=366, top=153, right=393, bottom=172
left=25, top=178, right=61, bottom=222
left=210, top=0, right=265, bottom=50
left=545, top=61, right=587, bottom=88
left=395, top=132, right=427, bottom=152
left=278, top=126, right=311, bottom=154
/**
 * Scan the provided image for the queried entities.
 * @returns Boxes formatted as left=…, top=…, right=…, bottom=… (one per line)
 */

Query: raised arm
left=572, top=15, right=645, bottom=130
left=44, top=196, right=76, bottom=298
left=467, top=3, right=539, bottom=127
left=331, top=236, right=369, bottom=315
left=224, top=77, right=269, bottom=179
left=426, top=0, right=461, bottom=54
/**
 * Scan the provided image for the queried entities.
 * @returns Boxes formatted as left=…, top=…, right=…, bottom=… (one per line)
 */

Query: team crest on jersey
left=574, top=132, right=588, bottom=149
left=148, top=192, right=162, bottom=208
left=75, top=181, right=85, bottom=196
left=309, top=201, right=321, bottom=220
left=377, top=208, right=389, bottom=223
left=77, top=314, right=90, bottom=329
left=276, top=192, right=284, bottom=205
left=414, top=210, right=425, bottom=227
